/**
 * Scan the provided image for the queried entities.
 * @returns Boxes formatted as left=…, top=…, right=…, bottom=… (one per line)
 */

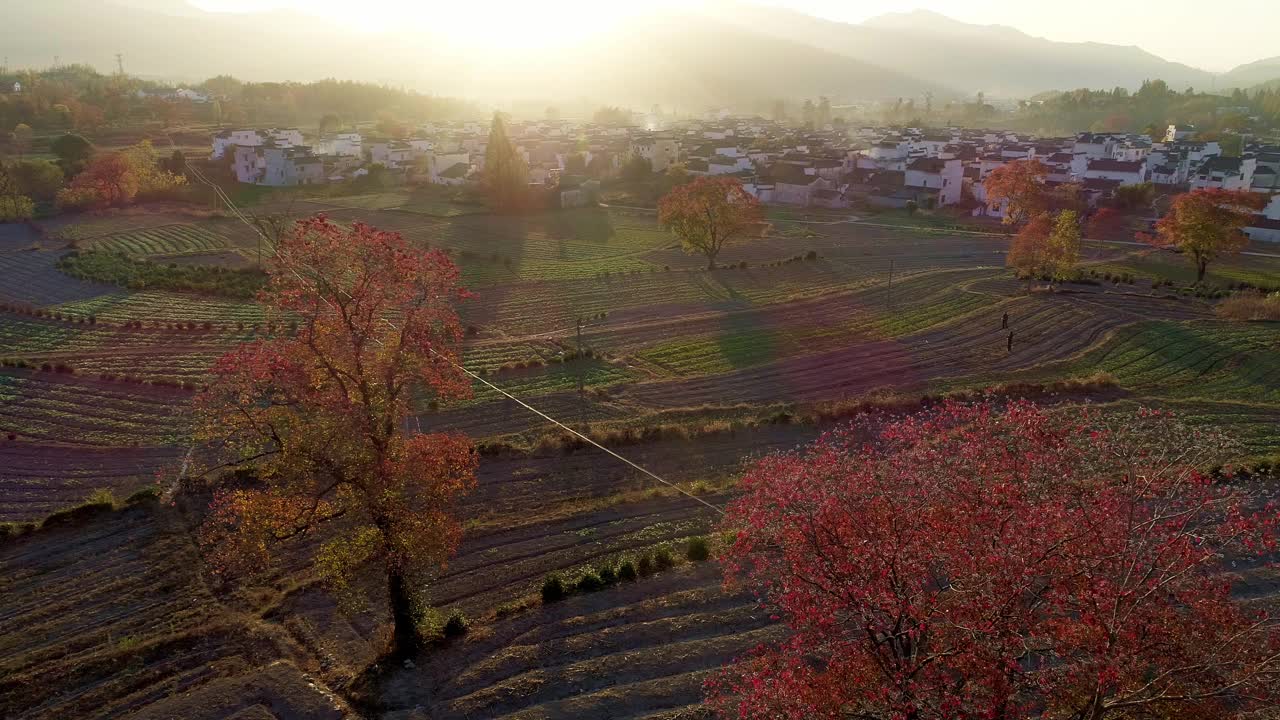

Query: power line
left=182, top=162, right=725, bottom=516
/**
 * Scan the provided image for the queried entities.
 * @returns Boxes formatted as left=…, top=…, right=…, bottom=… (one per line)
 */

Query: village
left=210, top=115, right=1280, bottom=239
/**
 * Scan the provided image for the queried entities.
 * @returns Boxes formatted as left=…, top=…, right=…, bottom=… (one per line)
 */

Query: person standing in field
left=1007, top=331, right=1014, bottom=353
left=1002, top=312, right=1009, bottom=329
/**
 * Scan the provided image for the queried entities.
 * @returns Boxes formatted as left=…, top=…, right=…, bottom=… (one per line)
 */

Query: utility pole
left=115, top=53, right=125, bottom=76
left=887, top=258, right=894, bottom=309
left=576, top=316, right=585, bottom=431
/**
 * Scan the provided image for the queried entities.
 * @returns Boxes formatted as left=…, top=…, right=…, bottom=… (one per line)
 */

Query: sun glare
left=191, top=0, right=681, bottom=50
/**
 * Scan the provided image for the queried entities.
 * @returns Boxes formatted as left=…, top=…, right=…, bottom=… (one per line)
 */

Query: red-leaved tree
left=984, top=159, right=1049, bottom=225
left=709, top=400, right=1279, bottom=720
left=194, top=216, right=476, bottom=657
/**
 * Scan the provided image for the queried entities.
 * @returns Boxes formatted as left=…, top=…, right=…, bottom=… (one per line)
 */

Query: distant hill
left=2, top=0, right=1273, bottom=108
left=1219, top=57, right=1280, bottom=90
left=0, top=0, right=947, bottom=108
left=709, top=5, right=1220, bottom=98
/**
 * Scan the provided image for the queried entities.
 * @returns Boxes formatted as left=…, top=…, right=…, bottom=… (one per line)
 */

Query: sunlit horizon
left=188, top=0, right=1279, bottom=71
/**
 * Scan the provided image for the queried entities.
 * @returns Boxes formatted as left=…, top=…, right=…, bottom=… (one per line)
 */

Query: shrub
left=574, top=571, right=605, bottom=593
left=617, top=560, right=638, bottom=582
left=125, top=486, right=161, bottom=504
left=0, top=521, right=36, bottom=542
left=686, top=536, right=711, bottom=562
left=654, top=547, right=675, bottom=570
left=541, top=573, right=567, bottom=603
left=637, top=554, right=656, bottom=577
left=1216, top=294, right=1280, bottom=321
left=597, top=564, right=618, bottom=585
left=41, top=489, right=116, bottom=528
left=442, top=610, right=469, bottom=638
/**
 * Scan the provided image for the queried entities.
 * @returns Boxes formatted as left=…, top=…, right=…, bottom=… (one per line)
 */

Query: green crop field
left=1086, top=249, right=1280, bottom=290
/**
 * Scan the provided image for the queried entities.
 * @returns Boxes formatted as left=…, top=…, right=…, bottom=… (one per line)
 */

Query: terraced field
left=89, top=223, right=229, bottom=255
left=3, top=200, right=1279, bottom=719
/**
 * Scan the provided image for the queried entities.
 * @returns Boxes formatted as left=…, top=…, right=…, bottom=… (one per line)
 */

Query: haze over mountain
left=715, top=5, right=1235, bottom=97
left=2, top=0, right=1277, bottom=108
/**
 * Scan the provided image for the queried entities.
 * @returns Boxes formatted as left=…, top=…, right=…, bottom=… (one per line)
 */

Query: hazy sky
left=191, top=0, right=1278, bottom=71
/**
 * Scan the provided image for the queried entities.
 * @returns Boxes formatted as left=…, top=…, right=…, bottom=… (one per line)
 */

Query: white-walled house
left=905, top=158, right=963, bottom=206
left=1191, top=156, right=1257, bottom=191
left=427, top=151, right=470, bottom=183
left=1165, top=124, right=1197, bottom=142
left=1072, top=133, right=1114, bottom=160
left=1083, top=159, right=1147, bottom=186
left=315, top=132, right=363, bottom=157
left=212, top=128, right=304, bottom=160
left=233, top=145, right=325, bottom=186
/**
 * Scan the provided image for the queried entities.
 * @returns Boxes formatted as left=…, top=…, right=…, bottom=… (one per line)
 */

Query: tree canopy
left=658, top=176, right=764, bottom=270
left=710, top=400, right=1280, bottom=720
left=1144, top=189, right=1267, bottom=282
left=194, top=216, right=476, bottom=657
left=482, top=112, right=530, bottom=212
left=984, top=159, right=1048, bottom=225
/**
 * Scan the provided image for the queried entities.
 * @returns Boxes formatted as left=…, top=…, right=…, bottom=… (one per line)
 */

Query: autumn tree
left=709, top=400, right=1280, bottom=720
left=194, top=216, right=476, bottom=658
left=985, top=158, right=1049, bottom=224
left=56, top=153, right=137, bottom=209
left=0, top=164, right=35, bottom=222
left=1144, top=189, right=1266, bottom=282
left=56, top=141, right=185, bottom=210
left=1007, top=212, right=1051, bottom=291
left=658, top=176, right=763, bottom=270
left=482, top=112, right=529, bottom=212
left=1086, top=206, right=1124, bottom=238
left=1047, top=209, right=1081, bottom=280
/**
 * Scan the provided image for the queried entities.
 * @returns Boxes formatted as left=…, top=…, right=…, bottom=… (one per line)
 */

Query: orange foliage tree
left=985, top=159, right=1049, bottom=224
left=658, top=176, right=764, bottom=270
left=1007, top=212, right=1054, bottom=291
left=194, top=216, right=476, bottom=657
left=56, top=153, right=138, bottom=209
left=56, top=140, right=185, bottom=210
left=1142, top=189, right=1266, bottom=282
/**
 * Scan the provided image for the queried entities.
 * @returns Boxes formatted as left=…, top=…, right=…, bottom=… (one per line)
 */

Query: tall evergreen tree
left=483, top=112, right=529, bottom=212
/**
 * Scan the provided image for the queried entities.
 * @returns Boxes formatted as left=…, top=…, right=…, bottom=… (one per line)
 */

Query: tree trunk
left=386, top=569, right=419, bottom=658
left=707, top=253, right=717, bottom=271
left=1196, top=258, right=1207, bottom=283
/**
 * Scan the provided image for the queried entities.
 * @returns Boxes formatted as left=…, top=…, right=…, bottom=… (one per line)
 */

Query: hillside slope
left=712, top=5, right=1218, bottom=97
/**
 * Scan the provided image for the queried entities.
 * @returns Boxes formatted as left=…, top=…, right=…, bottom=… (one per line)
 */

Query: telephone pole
left=115, top=53, right=125, bottom=76
left=576, top=316, right=586, bottom=431
left=886, top=259, right=894, bottom=309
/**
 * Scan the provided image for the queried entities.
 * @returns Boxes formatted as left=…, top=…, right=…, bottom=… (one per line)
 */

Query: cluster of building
left=208, top=118, right=1280, bottom=238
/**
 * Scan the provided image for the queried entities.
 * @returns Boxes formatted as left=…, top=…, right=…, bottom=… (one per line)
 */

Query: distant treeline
left=0, top=65, right=482, bottom=137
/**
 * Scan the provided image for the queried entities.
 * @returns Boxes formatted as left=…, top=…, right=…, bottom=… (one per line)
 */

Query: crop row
left=51, top=291, right=267, bottom=325
left=88, top=223, right=230, bottom=257
left=1077, top=321, right=1280, bottom=404
left=0, top=371, right=190, bottom=446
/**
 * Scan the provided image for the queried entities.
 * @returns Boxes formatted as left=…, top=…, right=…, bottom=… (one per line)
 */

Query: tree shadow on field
left=549, top=208, right=616, bottom=245
left=715, top=308, right=779, bottom=371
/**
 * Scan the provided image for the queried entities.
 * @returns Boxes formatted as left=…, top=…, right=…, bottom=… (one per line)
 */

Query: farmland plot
left=0, top=249, right=119, bottom=307
left=0, top=370, right=192, bottom=446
